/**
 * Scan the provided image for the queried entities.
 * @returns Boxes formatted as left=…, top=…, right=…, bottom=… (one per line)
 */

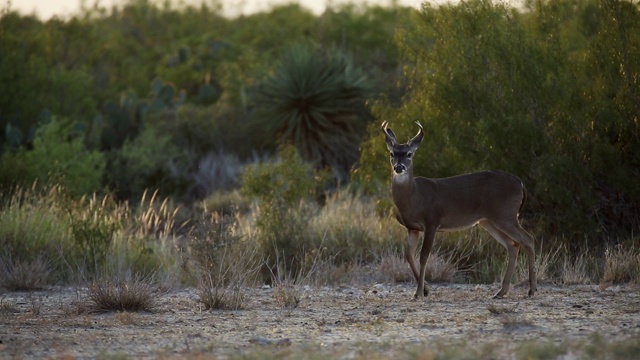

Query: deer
left=381, top=121, right=537, bottom=299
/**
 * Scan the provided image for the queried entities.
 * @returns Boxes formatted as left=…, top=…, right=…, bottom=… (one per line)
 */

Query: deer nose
left=393, top=164, right=406, bottom=174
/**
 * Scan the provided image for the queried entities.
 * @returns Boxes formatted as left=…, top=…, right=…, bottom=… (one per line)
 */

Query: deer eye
left=407, top=152, right=413, bottom=158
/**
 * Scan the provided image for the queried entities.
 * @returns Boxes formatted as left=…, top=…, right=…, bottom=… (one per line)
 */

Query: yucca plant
left=259, top=44, right=371, bottom=180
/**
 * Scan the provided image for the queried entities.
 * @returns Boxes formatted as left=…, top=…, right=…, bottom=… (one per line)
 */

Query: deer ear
left=408, top=121, right=424, bottom=152
left=381, top=121, right=397, bottom=150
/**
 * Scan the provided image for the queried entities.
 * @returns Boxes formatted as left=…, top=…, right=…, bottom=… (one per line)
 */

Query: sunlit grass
left=2, top=184, right=640, bottom=291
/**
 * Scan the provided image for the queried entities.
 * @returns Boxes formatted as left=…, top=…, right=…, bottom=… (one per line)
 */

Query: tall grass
left=0, top=185, right=183, bottom=289
left=2, top=183, right=640, bottom=291
left=0, top=184, right=71, bottom=287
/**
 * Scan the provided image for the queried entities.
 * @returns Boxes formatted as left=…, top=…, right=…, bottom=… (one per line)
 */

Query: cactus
left=5, top=123, right=24, bottom=147
left=100, top=77, right=186, bottom=149
left=197, top=81, right=222, bottom=105
left=178, top=46, right=188, bottom=64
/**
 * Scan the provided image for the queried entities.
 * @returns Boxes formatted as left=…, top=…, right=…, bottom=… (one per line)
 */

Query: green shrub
left=0, top=118, right=105, bottom=197
left=109, top=123, right=189, bottom=199
left=241, top=146, right=325, bottom=276
left=68, top=194, right=123, bottom=275
left=354, top=0, right=640, bottom=245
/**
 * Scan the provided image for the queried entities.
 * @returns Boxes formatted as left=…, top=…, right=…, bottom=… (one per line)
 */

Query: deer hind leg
left=480, top=220, right=520, bottom=299
left=496, top=221, right=537, bottom=297
left=405, top=229, right=428, bottom=298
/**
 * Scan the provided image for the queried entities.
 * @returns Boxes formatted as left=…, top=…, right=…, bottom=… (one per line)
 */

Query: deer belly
left=437, top=218, right=480, bottom=232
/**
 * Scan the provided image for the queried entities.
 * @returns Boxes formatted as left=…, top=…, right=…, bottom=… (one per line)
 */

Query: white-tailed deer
left=382, top=121, right=536, bottom=299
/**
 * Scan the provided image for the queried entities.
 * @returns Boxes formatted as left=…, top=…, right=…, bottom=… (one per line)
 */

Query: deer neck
left=391, top=169, right=415, bottom=208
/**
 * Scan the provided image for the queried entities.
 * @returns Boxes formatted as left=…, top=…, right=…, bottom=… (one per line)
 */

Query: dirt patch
left=1, top=283, right=639, bottom=358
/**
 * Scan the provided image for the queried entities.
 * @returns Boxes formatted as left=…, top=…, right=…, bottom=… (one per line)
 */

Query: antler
left=381, top=121, right=397, bottom=143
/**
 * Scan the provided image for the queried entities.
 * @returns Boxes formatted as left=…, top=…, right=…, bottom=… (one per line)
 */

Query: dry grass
left=88, top=274, right=162, bottom=312
left=272, top=281, right=301, bottom=309
left=0, top=254, right=52, bottom=291
left=379, top=250, right=412, bottom=283
left=189, top=212, right=261, bottom=310
left=561, top=253, right=591, bottom=285
left=603, top=245, right=640, bottom=284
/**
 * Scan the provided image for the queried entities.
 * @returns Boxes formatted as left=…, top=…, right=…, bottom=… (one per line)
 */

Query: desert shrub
left=241, top=145, right=326, bottom=275
left=67, top=194, right=123, bottom=275
left=189, top=212, right=261, bottom=310
left=257, top=43, right=371, bottom=181
left=0, top=118, right=105, bottom=197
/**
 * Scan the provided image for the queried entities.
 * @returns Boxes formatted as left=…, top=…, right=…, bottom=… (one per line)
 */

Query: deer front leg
left=405, top=229, right=427, bottom=298
left=416, top=227, right=436, bottom=299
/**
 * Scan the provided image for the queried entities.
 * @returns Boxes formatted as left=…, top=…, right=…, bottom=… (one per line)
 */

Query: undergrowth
left=1, top=183, right=639, bottom=293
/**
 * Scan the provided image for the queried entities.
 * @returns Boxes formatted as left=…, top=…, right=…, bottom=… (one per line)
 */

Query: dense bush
left=1, top=1, right=406, bottom=201
left=0, top=118, right=105, bottom=197
left=355, top=0, right=640, bottom=245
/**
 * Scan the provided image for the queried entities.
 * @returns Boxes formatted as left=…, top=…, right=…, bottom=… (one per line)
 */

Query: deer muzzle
left=393, top=164, right=407, bottom=174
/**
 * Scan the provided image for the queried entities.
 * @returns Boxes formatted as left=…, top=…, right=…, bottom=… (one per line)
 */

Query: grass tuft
left=0, top=254, right=52, bottom=291
left=88, top=274, right=162, bottom=312
left=603, top=244, right=640, bottom=284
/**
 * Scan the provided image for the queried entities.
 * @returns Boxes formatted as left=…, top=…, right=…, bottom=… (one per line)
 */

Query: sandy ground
left=1, top=283, right=639, bottom=359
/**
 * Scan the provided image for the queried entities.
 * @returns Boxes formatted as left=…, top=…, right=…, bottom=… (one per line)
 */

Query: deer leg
left=416, top=227, right=436, bottom=298
left=405, top=230, right=426, bottom=298
left=480, top=220, right=519, bottom=299
left=496, top=221, right=537, bottom=297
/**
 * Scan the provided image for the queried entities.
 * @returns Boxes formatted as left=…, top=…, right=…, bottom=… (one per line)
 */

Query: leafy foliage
left=0, top=118, right=106, bottom=197
left=355, top=0, right=640, bottom=243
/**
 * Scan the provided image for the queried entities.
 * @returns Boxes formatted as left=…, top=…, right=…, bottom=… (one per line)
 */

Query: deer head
left=381, top=121, right=424, bottom=175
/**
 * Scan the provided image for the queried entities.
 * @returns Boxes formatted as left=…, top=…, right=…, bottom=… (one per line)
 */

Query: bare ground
left=1, top=283, right=639, bottom=359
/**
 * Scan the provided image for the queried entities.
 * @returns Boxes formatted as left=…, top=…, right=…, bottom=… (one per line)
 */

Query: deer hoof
left=492, top=291, right=505, bottom=299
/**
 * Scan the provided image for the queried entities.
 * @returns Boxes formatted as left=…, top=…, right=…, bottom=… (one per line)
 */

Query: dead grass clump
left=425, top=250, right=458, bottom=282
left=378, top=247, right=458, bottom=285
left=88, top=275, right=161, bottom=312
left=197, top=276, right=248, bottom=311
left=189, top=212, right=261, bottom=310
left=379, top=251, right=412, bottom=283
left=516, top=243, right=562, bottom=285
left=602, top=245, right=640, bottom=284
left=273, top=281, right=301, bottom=309
left=561, top=253, right=591, bottom=285
left=0, top=254, right=52, bottom=291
